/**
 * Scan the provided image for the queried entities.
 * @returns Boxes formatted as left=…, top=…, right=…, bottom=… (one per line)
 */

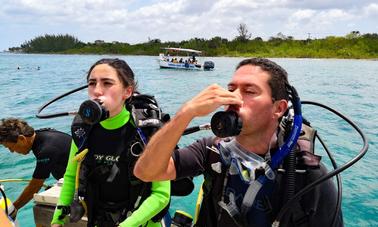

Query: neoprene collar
left=100, top=106, right=130, bottom=130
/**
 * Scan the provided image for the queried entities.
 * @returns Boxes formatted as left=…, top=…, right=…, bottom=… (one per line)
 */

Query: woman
left=51, top=58, right=170, bottom=227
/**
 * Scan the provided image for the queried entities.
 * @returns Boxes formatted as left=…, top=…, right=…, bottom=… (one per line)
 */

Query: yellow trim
left=73, top=148, right=89, bottom=162
left=0, top=178, right=49, bottom=188
left=73, top=148, right=89, bottom=191
left=194, top=181, right=204, bottom=224
left=175, top=210, right=193, bottom=219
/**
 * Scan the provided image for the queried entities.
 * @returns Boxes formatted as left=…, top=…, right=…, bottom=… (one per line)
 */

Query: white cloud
left=363, top=3, right=378, bottom=16
left=1, top=0, right=378, bottom=50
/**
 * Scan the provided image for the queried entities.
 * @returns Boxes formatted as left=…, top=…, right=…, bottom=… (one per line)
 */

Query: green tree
left=20, top=34, right=84, bottom=53
left=345, top=31, right=361, bottom=39
left=235, top=23, right=251, bottom=42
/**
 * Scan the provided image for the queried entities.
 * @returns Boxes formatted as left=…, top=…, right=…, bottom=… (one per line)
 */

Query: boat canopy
left=161, top=47, right=202, bottom=54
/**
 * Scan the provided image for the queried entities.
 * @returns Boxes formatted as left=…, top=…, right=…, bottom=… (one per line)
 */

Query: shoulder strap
left=203, top=138, right=227, bottom=196
left=71, top=114, right=92, bottom=153
left=35, top=127, right=56, bottom=132
left=282, top=123, right=322, bottom=226
left=296, top=123, right=321, bottom=169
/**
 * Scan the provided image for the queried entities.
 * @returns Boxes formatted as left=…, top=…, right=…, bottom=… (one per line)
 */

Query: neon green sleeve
left=119, top=180, right=170, bottom=227
left=51, top=141, right=78, bottom=225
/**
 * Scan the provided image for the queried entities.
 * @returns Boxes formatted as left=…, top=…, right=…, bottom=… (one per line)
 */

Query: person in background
left=134, top=58, right=343, bottom=226
left=0, top=118, right=71, bottom=214
left=51, top=58, right=170, bottom=227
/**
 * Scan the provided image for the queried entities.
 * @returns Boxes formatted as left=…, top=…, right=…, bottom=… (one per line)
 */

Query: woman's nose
left=93, top=84, right=103, bottom=96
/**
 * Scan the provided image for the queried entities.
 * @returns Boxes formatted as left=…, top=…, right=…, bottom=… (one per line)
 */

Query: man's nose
left=232, top=88, right=242, bottom=97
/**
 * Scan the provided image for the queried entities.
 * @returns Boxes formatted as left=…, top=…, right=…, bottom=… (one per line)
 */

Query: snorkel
left=270, top=84, right=302, bottom=169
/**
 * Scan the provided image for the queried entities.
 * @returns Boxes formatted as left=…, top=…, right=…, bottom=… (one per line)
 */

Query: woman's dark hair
left=236, top=58, right=289, bottom=101
left=86, top=58, right=137, bottom=90
left=0, top=118, right=35, bottom=143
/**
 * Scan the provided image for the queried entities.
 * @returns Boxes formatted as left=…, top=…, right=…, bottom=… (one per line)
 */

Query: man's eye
left=245, top=90, right=257, bottom=94
left=88, top=81, right=96, bottom=86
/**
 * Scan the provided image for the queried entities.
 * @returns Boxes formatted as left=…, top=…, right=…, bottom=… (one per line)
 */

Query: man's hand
left=181, top=84, right=243, bottom=118
left=13, top=178, right=45, bottom=210
left=134, top=84, right=242, bottom=182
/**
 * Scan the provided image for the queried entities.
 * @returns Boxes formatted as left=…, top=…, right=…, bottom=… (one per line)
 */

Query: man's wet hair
left=0, top=118, right=34, bottom=143
left=236, top=58, right=289, bottom=101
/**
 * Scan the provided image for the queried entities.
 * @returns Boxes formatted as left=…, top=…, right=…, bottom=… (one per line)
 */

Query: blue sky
left=1, top=0, right=377, bottom=51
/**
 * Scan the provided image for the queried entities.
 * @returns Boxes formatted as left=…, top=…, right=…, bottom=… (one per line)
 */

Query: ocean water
left=0, top=53, right=377, bottom=226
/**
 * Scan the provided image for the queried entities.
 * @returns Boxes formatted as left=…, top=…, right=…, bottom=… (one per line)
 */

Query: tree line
left=9, top=34, right=84, bottom=53
left=8, top=29, right=378, bottom=59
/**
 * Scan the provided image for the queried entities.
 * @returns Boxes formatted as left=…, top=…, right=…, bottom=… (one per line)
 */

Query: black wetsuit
left=31, top=129, right=71, bottom=180
left=173, top=137, right=344, bottom=227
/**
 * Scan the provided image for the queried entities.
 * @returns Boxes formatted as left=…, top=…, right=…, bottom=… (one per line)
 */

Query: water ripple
left=1, top=54, right=377, bottom=226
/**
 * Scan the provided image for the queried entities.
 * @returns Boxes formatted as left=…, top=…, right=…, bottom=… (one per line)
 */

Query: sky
left=1, top=0, right=377, bottom=51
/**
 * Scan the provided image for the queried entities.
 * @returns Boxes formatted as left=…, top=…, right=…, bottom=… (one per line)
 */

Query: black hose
left=285, top=150, right=296, bottom=202
left=36, top=84, right=87, bottom=119
left=0, top=185, right=9, bottom=216
left=273, top=101, right=369, bottom=226
left=183, top=126, right=201, bottom=135
left=183, top=123, right=211, bottom=135
left=316, top=133, right=342, bottom=227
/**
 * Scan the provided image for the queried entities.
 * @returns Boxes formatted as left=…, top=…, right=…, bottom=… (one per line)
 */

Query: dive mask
left=218, top=139, right=275, bottom=184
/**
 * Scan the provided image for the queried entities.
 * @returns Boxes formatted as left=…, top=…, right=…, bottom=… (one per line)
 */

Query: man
left=0, top=118, right=71, bottom=213
left=134, top=58, right=343, bottom=226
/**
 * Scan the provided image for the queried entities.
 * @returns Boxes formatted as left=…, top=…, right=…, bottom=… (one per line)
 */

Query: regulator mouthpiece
left=211, top=111, right=242, bottom=138
left=78, top=100, right=109, bottom=125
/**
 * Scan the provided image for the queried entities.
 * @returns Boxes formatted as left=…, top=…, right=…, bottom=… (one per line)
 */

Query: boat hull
left=159, top=60, right=202, bottom=70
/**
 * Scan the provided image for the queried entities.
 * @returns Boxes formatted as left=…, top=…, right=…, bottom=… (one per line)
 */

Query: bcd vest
left=69, top=94, right=170, bottom=226
left=196, top=123, right=321, bottom=227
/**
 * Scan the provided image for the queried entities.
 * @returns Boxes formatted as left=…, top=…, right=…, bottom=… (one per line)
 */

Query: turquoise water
left=0, top=53, right=377, bottom=226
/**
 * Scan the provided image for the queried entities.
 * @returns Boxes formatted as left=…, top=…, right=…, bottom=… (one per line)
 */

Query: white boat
left=158, top=47, right=214, bottom=70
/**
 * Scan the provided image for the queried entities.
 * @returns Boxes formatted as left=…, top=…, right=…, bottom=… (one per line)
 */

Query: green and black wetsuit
left=51, top=106, right=170, bottom=226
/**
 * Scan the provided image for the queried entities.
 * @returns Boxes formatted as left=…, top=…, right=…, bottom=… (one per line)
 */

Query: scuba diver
left=51, top=58, right=170, bottom=227
left=134, top=58, right=345, bottom=226
left=0, top=118, right=71, bottom=213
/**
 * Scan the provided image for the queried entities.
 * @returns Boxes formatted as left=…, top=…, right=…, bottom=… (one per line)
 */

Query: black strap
left=57, top=205, right=70, bottom=220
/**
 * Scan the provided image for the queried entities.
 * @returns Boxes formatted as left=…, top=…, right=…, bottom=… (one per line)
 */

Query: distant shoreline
left=2, top=51, right=378, bottom=61
left=7, top=33, right=378, bottom=60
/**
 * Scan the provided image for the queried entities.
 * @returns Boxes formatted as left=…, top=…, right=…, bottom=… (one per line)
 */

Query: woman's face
left=88, top=64, right=133, bottom=117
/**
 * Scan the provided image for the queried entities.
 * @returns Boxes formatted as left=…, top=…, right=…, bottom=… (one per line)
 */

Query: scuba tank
left=0, top=184, right=19, bottom=227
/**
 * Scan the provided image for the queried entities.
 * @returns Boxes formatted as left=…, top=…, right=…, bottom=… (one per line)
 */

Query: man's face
left=1, top=137, right=30, bottom=155
left=227, top=65, right=281, bottom=136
